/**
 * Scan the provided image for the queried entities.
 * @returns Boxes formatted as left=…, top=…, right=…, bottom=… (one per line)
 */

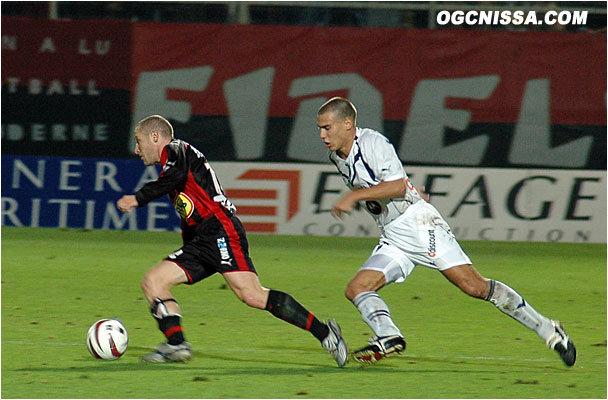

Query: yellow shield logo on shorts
left=175, top=192, right=194, bottom=219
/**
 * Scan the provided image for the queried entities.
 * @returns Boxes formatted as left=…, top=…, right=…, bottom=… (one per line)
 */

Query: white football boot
left=142, top=341, right=192, bottom=363
left=321, top=319, right=349, bottom=367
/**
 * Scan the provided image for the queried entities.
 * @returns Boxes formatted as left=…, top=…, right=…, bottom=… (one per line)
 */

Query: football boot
left=321, top=319, right=349, bottom=367
left=352, top=335, right=406, bottom=364
left=546, top=320, right=576, bottom=367
left=141, top=341, right=192, bottom=363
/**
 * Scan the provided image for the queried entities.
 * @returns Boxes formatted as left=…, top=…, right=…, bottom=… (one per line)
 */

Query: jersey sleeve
left=135, top=142, right=188, bottom=206
left=366, top=134, right=405, bottom=183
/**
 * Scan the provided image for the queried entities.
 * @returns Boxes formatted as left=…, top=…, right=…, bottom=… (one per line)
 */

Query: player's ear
left=150, top=130, right=159, bottom=143
left=344, top=117, right=354, bottom=130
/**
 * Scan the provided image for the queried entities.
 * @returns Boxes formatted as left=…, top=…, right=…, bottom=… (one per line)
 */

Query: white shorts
left=360, top=201, right=471, bottom=284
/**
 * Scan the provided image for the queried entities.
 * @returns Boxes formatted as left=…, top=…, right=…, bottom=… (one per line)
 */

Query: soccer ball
left=86, top=319, right=128, bottom=360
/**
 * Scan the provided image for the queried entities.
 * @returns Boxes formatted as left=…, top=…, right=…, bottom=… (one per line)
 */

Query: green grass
left=1, top=227, right=606, bottom=398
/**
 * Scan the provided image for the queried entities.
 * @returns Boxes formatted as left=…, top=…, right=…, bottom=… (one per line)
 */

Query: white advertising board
left=213, top=163, right=606, bottom=243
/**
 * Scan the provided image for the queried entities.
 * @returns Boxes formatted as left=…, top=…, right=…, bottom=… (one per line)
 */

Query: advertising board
left=2, top=155, right=605, bottom=242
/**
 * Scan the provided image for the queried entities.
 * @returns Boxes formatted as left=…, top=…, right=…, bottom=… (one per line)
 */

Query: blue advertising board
left=1, top=155, right=181, bottom=231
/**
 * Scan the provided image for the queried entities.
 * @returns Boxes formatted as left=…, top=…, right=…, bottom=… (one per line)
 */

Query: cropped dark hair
left=318, top=97, right=357, bottom=124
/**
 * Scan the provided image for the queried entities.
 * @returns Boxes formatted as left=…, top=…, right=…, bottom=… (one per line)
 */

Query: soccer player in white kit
left=316, top=97, right=576, bottom=366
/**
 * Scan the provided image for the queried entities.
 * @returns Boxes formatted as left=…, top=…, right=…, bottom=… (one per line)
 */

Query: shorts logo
left=168, top=249, right=184, bottom=260
left=216, top=237, right=233, bottom=266
left=428, top=229, right=436, bottom=257
left=174, top=192, right=194, bottom=220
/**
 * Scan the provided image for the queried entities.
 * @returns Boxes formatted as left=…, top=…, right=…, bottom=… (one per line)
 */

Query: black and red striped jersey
left=135, top=139, right=236, bottom=228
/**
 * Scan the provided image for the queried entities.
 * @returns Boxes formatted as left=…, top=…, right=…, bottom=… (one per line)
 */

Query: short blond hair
left=136, top=115, right=174, bottom=138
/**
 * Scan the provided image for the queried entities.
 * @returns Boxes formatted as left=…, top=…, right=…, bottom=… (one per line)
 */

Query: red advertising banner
left=2, top=17, right=131, bottom=87
left=2, top=17, right=605, bottom=168
left=130, top=23, right=605, bottom=168
left=132, top=23, right=605, bottom=125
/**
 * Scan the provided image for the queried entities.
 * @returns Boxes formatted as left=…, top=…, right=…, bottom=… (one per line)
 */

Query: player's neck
left=337, top=138, right=355, bottom=159
left=154, top=138, right=172, bottom=163
left=337, top=127, right=357, bottom=159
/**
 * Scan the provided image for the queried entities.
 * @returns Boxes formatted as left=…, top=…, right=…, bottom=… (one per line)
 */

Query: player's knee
left=141, top=270, right=167, bottom=297
left=236, top=288, right=266, bottom=309
left=141, top=274, right=153, bottom=296
left=460, top=280, right=488, bottom=299
left=344, top=286, right=355, bottom=302
left=345, top=275, right=379, bottom=301
left=345, top=284, right=365, bottom=302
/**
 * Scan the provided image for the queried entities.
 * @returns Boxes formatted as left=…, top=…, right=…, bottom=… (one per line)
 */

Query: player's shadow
left=15, top=345, right=568, bottom=375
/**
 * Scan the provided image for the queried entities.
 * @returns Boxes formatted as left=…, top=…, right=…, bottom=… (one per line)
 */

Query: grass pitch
left=1, top=227, right=606, bottom=398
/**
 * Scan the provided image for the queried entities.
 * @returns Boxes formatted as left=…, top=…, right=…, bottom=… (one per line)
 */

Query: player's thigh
left=222, top=271, right=268, bottom=308
left=359, top=241, right=416, bottom=286
left=414, top=223, right=472, bottom=270
left=164, top=218, right=259, bottom=288
left=345, top=269, right=387, bottom=300
left=142, top=260, right=189, bottom=291
left=386, top=201, right=471, bottom=270
left=164, top=241, right=217, bottom=284
left=441, top=264, right=488, bottom=298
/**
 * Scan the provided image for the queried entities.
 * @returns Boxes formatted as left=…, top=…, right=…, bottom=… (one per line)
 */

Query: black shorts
left=165, top=213, right=257, bottom=284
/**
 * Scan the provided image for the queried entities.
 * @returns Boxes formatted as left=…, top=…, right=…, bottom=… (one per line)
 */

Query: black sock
left=265, top=289, right=329, bottom=342
left=158, top=315, right=185, bottom=345
left=308, top=318, right=330, bottom=342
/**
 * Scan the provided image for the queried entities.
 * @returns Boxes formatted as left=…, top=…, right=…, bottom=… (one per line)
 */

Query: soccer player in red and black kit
left=117, top=115, right=348, bottom=366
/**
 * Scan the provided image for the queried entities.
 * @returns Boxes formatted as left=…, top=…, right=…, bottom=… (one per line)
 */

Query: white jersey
left=329, top=127, right=422, bottom=229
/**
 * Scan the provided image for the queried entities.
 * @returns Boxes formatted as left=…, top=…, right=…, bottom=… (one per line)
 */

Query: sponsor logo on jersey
left=428, top=229, right=437, bottom=257
left=174, top=192, right=194, bottom=219
left=365, top=200, right=382, bottom=215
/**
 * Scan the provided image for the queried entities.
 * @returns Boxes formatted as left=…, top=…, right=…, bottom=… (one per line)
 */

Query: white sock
left=353, top=291, right=402, bottom=338
left=486, top=280, right=554, bottom=341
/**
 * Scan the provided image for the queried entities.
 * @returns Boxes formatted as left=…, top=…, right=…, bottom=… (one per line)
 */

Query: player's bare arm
left=117, top=195, right=139, bottom=213
left=332, top=179, right=406, bottom=218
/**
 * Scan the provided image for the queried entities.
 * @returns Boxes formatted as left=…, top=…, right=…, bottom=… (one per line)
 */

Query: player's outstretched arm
left=332, top=179, right=405, bottom=218
left=117, top=195, right=139, bottom=213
